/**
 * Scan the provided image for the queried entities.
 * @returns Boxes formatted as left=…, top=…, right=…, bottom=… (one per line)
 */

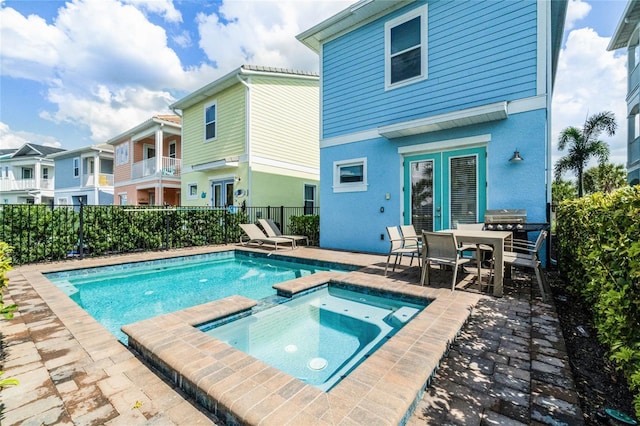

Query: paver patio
left=0, top=245, right=583, bottom=425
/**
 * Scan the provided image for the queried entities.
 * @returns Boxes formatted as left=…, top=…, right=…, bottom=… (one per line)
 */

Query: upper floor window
left=73, top=157, right=80, bottom=177
left=205, top=101, right=217, bottom=141
left=22, top=167, right=33, bottom=179
left=385, top=5, right=428, bottom=90
left=169, top=141, right=177, bottom=159
left=42, top=167, right=49, bottom=180
left=333, top=158, right=367, bottom=193
left=116, top=143, right=129, bottom=165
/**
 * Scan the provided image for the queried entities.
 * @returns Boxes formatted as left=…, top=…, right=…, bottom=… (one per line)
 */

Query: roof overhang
left=378, top=101, right=508, bottom=139
left=608, top=0, right=640, bottom=51
left=297, top=0, right=414, bottom=52
left=188, top=158, right=239, bottom=173
left=106, top=116, right=181, bottom=146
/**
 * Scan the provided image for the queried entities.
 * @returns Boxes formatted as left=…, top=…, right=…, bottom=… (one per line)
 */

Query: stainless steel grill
left=484, top=209, right=526, bottom=231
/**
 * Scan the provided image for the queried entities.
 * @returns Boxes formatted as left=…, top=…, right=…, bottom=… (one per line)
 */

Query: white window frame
left=57, top=197, right=68, bottom=205
left=204, top=100, right=217, bottom=142
left=22, top=167, right=33, bottom=179
left=303, top=183, right=317, bottom=214
left=333, top=158, right=368, bottom=193
left=73, top=157, right=80, bottom=178
left=118, top=192, right=128, bottom=206
left=169, top=141, right=177, bottom=159
left=42, top=167, right=49, bottom=180
left=116, top=142, right=129, bottom=166
left=187, top=183, right=198, bottom=200
left=384, top=5, right=428, bottom=90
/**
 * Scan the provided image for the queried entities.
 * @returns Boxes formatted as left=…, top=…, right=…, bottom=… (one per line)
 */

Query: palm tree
left=583, top=162, right=627, bottom=194
left=554, top=111, right=617, bottom=197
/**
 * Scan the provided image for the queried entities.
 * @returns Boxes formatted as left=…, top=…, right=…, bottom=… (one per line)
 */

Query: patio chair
left=400, top=225, right=422, bottom=251
left=503, top=230, right=548, bottom=299
left=239, top=223, right=295, bottom=250
left=456, top=222, right=494, bottom=286
left=421, top=231, right=472, bottom=291
left=258, top=218, right=309, bottom=247
left=385, top=226, right=421, bottom=276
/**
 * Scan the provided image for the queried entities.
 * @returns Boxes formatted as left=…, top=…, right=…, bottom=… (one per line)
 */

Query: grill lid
left=484, top=209, right=526, bottom=223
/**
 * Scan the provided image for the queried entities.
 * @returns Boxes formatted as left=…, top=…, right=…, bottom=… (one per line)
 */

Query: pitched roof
left=154, top=114, right=181, bottom=125
left=608, top=0, right=640, bottom=50
left=170, top=64, right=319, bottom=111
left=10, top=143, right=65, bottom=158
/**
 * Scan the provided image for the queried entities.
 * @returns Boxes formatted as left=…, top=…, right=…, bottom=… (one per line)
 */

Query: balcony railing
left=83, top=174, right=114, bottom=187
left=131, top=157, right=181, bottom=179
left=0, top=178, right=54, bottom=192
left=631, top=64, right=640, bottom=96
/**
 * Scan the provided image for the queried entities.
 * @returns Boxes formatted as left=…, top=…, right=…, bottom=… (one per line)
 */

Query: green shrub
left=0, top=242, right=17, bottom=319
left=289, top=215, right=319, bottom=245
left=556, top=185, right=640, bottom=415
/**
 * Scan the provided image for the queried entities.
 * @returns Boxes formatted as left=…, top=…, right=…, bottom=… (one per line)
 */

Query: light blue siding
left=322, top=0, right=538, bottom=138
left=54, top=157, right=78, bottom=189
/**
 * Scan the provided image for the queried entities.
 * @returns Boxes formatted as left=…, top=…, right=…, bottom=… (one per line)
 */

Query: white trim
left=204, top=100, right=218, bottom=142
left=186, top=158, right=239, bottom=173
left=379, top=101, right=506, bottom=138
left=385, top=4, right=428, bottom=91
left=333, top=157, right=368, bottom=193
left=321, top=129, right=380, bottom=148
left=507, top=95, right=546, bottom=115
left=398, top=134, right=491, bottom=155
left=251, top=156, right=319, bottom=175
left=186, top=182, right=199, bottom=200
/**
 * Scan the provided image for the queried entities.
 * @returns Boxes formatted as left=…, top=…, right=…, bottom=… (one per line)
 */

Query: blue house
left=298, top=0, right=567, bottom=254
left=49, top=143, right=115, bottom=206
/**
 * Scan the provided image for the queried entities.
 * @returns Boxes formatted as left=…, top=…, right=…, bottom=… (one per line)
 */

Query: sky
left=0, top=0, right=631, bottom=170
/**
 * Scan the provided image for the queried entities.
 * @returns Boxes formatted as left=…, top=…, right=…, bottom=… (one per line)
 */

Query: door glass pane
left=450, top=155, right=477, bottom=227
left=225, top=183, right=234, bottom=206
left=214, top=184, right=222, bottom=207
left=410, top=160, right=434, bottom=233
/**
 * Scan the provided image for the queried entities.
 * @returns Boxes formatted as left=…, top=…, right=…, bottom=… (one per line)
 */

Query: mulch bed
left=548, top=270, right=637, bottom=425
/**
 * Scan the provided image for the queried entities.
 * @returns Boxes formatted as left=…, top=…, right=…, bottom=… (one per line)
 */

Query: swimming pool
left=201, top=284, right=428, bottom=391
left=45, top=251, right=355, bottom=342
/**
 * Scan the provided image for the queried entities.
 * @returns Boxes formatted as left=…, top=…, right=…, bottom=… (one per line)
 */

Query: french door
left=404, top=147, right=486, bottom=232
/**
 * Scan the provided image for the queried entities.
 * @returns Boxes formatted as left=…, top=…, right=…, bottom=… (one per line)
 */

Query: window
left=450, top=154, right=478, bottom=226
left=169, top=141, right=177, bottom=159
left=42, top=167, right=49, bottom=180
left=204, top=101, right=217, bottom=141
left=22, top=167, right=33, bottom=179
left=385, top=5, right=428, bottom=89
left=116, top=143, right=129, bottom=165
left=58, top=197, right=68, bottom=205
left=119, top=193, right=128, bottom=206
left=187, top=183, right=198, bottom=199
left=73, top=157, right=80, bottom=177
left=304, top=184, right=316, bottom=215
left=333, top=158, right=367, bottom=193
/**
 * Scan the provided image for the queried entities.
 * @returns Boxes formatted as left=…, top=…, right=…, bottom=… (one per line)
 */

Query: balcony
left=131, top=157, right=181, bottom=179
left=83, top=173, right=114, bottom=187
left=0, top=178, right=54, bottom=192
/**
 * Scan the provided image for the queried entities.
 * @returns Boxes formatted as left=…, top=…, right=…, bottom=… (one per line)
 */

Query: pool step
left=385, top=306, right=420, bottom=328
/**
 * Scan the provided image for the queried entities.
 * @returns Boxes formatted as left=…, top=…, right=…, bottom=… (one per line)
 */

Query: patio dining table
left=439, top=229, right=513, bottom=297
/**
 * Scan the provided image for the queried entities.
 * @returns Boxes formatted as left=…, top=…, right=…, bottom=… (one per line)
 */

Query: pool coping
left=6, top=246, right=481, bottom=425
left=122, top=269, right=480, bottom=425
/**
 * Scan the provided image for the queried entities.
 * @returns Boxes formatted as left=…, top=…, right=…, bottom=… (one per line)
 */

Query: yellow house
left=170, top=65, right=319, bottom=211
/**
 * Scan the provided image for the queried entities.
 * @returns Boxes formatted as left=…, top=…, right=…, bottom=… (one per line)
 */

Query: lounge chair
left=239, top=223, right=295, bottom=250
left=258, top=218, right=309, bottom=247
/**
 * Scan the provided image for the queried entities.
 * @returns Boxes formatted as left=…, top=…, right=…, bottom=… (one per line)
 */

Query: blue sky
left=0, top=0, right=631, bottom=168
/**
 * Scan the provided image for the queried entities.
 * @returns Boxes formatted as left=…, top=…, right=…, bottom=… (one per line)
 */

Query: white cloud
left=552, top=27, right=627, bottom=168
left=196, top=0, right=351, bottom=74
left=122, top=0, right=182, bottom=23
left=0, top=122, right=62, bottom=149
left=564, top=0, right=592, bottom=31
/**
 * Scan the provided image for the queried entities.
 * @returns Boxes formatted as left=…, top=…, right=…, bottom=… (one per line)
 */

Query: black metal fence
left=0, top=204, right=319, bottom=266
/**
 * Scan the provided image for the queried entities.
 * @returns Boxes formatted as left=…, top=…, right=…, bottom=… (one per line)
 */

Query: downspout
left=237, top=73, right=252, bottom=206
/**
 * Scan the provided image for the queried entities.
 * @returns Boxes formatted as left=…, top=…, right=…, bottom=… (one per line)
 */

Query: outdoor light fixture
left=509, top=149, right=524, bottom=163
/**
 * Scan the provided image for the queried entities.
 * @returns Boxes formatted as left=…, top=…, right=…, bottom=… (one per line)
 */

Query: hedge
left=556, top=185, right=640, bottom=415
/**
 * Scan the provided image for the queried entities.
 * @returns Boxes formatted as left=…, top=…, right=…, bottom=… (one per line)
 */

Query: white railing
left=83, top=174, right=114, bottom=187
left=132, top=157, right=181, bottom=179
left=0, top=178, right=54, bottom=191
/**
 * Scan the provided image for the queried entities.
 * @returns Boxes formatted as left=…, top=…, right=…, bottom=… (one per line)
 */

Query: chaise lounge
left=258, top=218, right=309, bottom=247
left=239, top=223, right=295, bottom=250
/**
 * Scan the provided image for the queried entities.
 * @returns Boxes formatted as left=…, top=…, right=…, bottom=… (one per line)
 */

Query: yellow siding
left=182, top=84, right=246, bottom=168
left=249, top=77, right=319, bottom=171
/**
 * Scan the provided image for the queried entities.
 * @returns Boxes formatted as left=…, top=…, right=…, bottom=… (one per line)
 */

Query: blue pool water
left=45, top=251, right=354, bottom=342
left=201, top=285, right=428, bottom=391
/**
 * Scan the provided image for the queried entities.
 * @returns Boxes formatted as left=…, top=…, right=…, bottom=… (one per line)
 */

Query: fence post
left=280, top=206, right=284, bottom=232
left=165, top=206, right=170, bottom=250
left=78, top=200, right=84, bottom=259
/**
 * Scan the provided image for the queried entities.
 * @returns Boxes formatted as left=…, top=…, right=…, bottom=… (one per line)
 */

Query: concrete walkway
left=0, top=246, right=583, bottom=425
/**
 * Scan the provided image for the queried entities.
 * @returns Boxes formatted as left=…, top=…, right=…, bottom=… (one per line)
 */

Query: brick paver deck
left=0, top=245, right=583, bottom=425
